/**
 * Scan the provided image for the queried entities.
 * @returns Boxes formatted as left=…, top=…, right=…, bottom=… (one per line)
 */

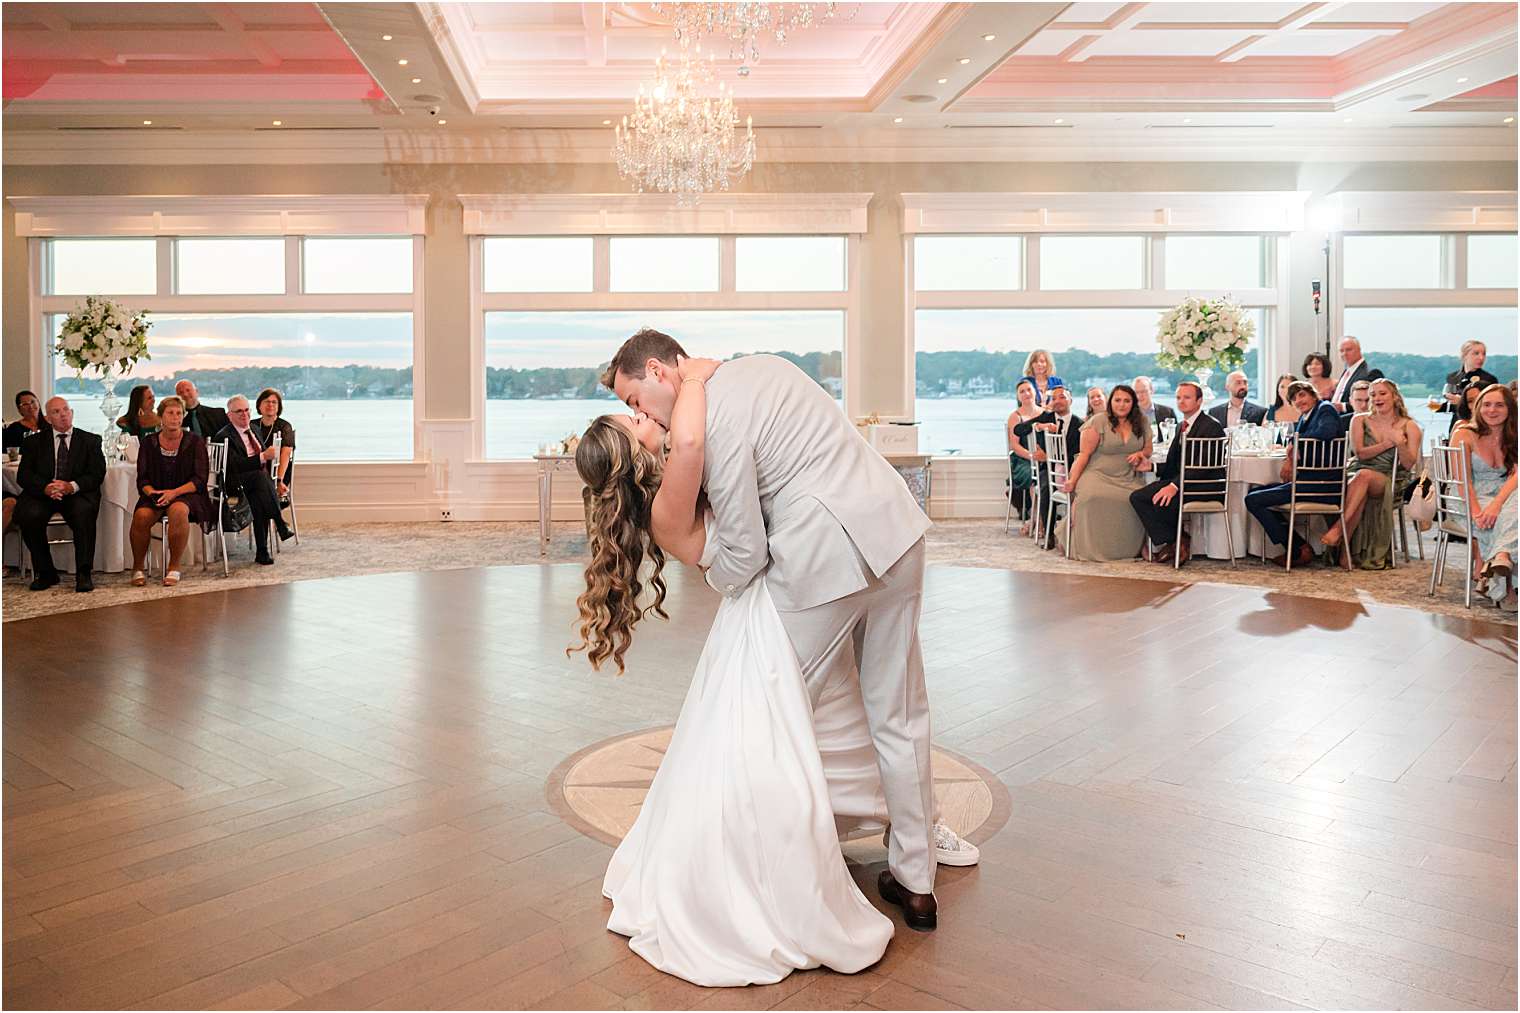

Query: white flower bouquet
left=1155, top=295, right=1254, bottom=373
left=55, top=296, right=152, bottom=376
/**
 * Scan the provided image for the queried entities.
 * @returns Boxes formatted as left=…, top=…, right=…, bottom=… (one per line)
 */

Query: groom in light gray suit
left=605, top=328, right=942, bottom=929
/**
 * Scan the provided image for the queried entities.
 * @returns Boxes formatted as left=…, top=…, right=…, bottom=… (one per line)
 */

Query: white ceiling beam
left=582, top=4, right=608, bottom=68
left=206, top=5, right=283, bottom=69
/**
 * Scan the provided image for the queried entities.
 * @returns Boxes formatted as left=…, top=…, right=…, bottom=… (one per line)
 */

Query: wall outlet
left=439, top=508, right=452, bottom=521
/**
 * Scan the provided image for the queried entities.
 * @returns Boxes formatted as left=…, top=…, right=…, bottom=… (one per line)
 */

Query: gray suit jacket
left=698, top=355, right=931, bottom=612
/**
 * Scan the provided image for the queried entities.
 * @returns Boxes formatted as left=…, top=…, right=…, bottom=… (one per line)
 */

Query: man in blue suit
left=1245, top=381, right=1343, bottom=568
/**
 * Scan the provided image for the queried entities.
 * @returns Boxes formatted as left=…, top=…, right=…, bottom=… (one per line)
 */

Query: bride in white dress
left=570, top=357, right=894, bottom=987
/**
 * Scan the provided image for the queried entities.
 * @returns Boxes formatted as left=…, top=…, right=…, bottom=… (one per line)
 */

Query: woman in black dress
left=252, top=387, right=296, bottom=496
left=129, top=396, right=211, bottom=587
left=3, top=390, right=42, bottom=450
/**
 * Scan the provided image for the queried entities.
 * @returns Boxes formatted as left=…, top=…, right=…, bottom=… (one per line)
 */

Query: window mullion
left=157, top=237, right=174, bottom=296
left=1148, top=235, right=1165, bottom=291
left=719, top=236, right=736, bottom=292
left=592, top=236, right=610, bottom=293
left=1024, top=236, right=1040, bottom=291
left=286, top=236, right=302, bottom=295
left=1451, top=234, right=1468, bottom=291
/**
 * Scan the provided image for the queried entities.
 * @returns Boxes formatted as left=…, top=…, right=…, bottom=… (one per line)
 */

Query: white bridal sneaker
left=881, top=822, right=982, bottom=867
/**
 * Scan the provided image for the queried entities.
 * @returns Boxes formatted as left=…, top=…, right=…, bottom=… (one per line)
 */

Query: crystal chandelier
left=613, top=44, right=756, bottom=206
left=651, top=2, right=841, bottom=76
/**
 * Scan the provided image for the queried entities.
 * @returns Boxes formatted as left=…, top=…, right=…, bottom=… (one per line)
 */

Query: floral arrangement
left=55, top=296, right=152, bottom=376
left=1155, top=295, right=1253, bottom=373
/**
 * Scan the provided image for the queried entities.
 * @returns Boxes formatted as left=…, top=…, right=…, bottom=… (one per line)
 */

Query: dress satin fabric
left=602, top=578, right=894, bottom=987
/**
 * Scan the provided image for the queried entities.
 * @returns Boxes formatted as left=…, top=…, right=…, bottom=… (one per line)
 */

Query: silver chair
left=1175, top=435, right=1234, bottom=570
left=20, top=519, right=74, bottom=580
left=267, top=435, right=298, bottom=551
left=1269, top=434, right=1350, bottom=573
left=1427, top=442, right=1475, bottom=609
left=1392, top=454, right=1424, bottom=565
left=1044, top=433, right=1074, bottom=558
left=149, top=440, right=225, bottom=578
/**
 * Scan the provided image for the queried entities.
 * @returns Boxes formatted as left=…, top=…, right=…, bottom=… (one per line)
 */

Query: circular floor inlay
left=547, top=726, right=1010, bottom=850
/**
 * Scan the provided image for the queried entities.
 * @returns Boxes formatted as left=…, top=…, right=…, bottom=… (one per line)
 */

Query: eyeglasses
left=229, top=408, right=251, bottom=415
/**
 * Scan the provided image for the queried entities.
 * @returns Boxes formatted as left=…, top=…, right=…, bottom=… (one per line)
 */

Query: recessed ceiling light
left=958, top=57, right=971, bottom=64
left=1053, top=118, right=1064, bottom=124
left=603, top=119, right=612, bottom=125
left=398, top=58, right=408, bottom=66
left=411, top=77, right=421, bottom=84
left=142, top=119, right=152, bottom=126
left=382, top=34, right=393, bottom=41
left=936, top=77, right=948, bottom=84
left=893, top=116, right=904, bottom=123
left=1506, top=116, right=1516, bottom=124
left=1182, top=118, right=1191, bottom=123
left=438, top=119, right=447, bottom=125
left=272, top=120, right=282, bottom=126
left=1457, top=76, right=1469, bottom=83
left=982, top=33, right=996, bottom=41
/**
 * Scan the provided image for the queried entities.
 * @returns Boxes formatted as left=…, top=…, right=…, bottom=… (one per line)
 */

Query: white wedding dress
left=603, top=578, right=894, bottom=987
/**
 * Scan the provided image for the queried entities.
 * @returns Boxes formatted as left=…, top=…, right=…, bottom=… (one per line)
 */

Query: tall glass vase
left=1193, top=366, right=1214, bottom=405
left=98, top=369, right=123, bottom=462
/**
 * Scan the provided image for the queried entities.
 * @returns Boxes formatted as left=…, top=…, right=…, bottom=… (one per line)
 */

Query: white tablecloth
left=4, top=460, right=204, bottom=573
left=1149, top=448, right=1324, bottom=560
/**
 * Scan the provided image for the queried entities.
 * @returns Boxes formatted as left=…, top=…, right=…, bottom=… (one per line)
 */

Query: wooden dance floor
left=3, top=564, right=1516, bottom=1010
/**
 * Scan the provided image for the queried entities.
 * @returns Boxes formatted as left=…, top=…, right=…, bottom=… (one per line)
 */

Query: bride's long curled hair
left=568, top=415, right=668, bottom=673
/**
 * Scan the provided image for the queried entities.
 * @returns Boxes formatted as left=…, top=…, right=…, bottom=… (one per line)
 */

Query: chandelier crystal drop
left=613, top=44, right=756, bottom=206
left=651, top=2, right=841, bottom=76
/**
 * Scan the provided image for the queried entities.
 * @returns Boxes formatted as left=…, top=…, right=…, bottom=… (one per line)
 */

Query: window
left=736, top=236, right=845, bottom=291
left=50, top=312, right=414, bottom=460
left=484, top=309, right=843, bottom=459
left=1165, top=235, right=1266, bottom=290
left=1343, top=234, right=1444, bottom=289
left=610, top=237, right=720, bottom=292
left=176, top=238, right=286, bottom=295
left=1039, top=236, right=1146, bottom=290
left=913, top=236, right=1022, bottom=291
left=304, top=237, right=413, bottom=293
left=1468, top=234, right=1518, bottom=289
left=47, top=238, right=157, bottom=295
left=483, top=237, right=593, bottom=293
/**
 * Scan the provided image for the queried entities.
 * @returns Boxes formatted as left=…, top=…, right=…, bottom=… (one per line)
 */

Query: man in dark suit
left=215, top=394, right=292, bottom=565
left=1328, top=336, right=1383, bottom=413
left=1245, top=382, right=1344, bottom=567
left=1132, top=376, right=1176, bottom=430
left=1129, top=381, right=1224, bottom=566
left=15, top=397, right=106, bottom=592
left=175, top=379, right=229, bottom=440
left=1208, top=370, right=1268, bottom=429
left=1013, top=383, right=1083, bottom=550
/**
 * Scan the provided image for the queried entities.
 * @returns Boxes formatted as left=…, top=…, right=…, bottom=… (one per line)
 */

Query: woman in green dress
left=1059, top=384, right=1153, bottom=561
left=1006, top=379, right=1042, bottom=530
left=116, top=384, right=161, bottom=439
left=1321, top=378, right=1422, bottom=569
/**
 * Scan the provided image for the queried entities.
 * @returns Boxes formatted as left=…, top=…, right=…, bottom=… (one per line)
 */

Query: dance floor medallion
left=549, top=726, right=1009, bottom=849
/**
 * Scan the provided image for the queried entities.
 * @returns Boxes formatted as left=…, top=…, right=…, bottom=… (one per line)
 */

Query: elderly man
left=214, top=395, right=292, bottom=564
left=15, top=397, right=105, bottom=591
left=175, top=379, right=229, bottom=439
left=1328, top=336, right=1382, bottom=413
left=1208, top=370, right=1268, bottom=429
left=1132, top=376, right=1176, bottom=429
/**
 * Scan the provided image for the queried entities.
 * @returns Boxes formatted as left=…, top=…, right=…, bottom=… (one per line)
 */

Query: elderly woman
left=4, top=390, right=42, bottom=451
left=117, top=384, right=161, bottom=439
left=251, top=387, right=296, bottom=496
left=128, top=395, right=211, bottom=588
left=1019, top=349, right=1064, bottom=408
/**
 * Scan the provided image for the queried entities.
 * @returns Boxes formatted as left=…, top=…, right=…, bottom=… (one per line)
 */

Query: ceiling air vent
left=1145, top=124, right=1274, bottom=129
left=58, top=126, right=186, bottom=131
left=252, top=126, right=384, bottom=131
left=944, top=123, right=1074, bottom=129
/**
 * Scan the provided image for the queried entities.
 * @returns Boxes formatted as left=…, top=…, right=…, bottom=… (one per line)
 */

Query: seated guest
left=1269, top=374, right=1302, bottom=425
left=1450, top=377, right=1486, bottom=435
left=1020, top=349, right=1064, bottom=407
left=1130, top=382, right=1224, bottom=566
left=1439, top=341, right=1497, bottom=421
left=1013, top=383, right=1082, bottom=549
left=3, top=390, right=43, bottom=450
left=15, top=396, right=105, bottom=592
left=1006, top=379, right=1042, bottom=526
left=1321, top=379, right=1422, bottom=570
left=3, top=468, right=20, bottom=533
left=116, top=384, right=160, bottom=438
left=175, top=379, right=229, bottom=439
left=1302, top=353, right=1336, bottom=401
left=252, top=387, right=296, bottom=495
left=1452, top=385, right=1518, bottom=609
left=128, top=396, right=211, bottom=588
left=1208, top=370, right=1268, bottom=429
left=215, top=395, right=293, bottom=565
left=1328, top=336, right=1383, bottom=413
left=1245, top=382, right=1343, bottom=568
left=1132, top=376, right=1175, bottom=429
left=1338, top=380, right=1372, bottom=435
left=1084, top=386, right=1107, bottom=418
left=1059, top=384, right=1152, bottom=561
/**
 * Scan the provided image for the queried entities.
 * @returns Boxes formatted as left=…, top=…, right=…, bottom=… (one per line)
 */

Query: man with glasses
left=216, top=395, right=292, bottom=565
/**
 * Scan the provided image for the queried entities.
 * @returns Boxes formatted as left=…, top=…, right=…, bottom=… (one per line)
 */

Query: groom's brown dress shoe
left=878, top=871, right=937, bottom=931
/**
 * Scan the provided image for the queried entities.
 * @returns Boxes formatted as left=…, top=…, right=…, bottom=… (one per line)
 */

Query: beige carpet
left=2, top=519, right=1512, bottom=626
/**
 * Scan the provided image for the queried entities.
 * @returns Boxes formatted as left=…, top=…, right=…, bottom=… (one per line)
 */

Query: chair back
left=206, top=439, right=227, bottom=497
left=1045, top=426, right=1072, bottom=490
left=1289, top=435, right=1348, bottom=508
left=1430, top=442, right=1473, bottom=537
left=1179, top=436, right=1229, bottom=503
left=268, top=432, right=282, bottom=479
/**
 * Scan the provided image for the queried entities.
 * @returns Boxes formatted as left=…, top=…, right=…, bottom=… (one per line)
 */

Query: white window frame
left=12, top=194, right=429, bottom=461
left=901, top=192, right=1304, bottom=446
left=463, top=193, right=871, bottom=460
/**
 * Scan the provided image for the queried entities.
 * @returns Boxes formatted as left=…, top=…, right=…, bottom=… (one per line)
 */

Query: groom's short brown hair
left=601, top=328, right=688, bottom=390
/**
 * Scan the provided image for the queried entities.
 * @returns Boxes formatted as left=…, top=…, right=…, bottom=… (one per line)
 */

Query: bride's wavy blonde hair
left=568, top=415, right=668, bottom=673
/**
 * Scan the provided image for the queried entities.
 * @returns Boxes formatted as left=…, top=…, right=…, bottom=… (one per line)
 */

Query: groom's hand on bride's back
left=675, top=355, right=721, bottom=384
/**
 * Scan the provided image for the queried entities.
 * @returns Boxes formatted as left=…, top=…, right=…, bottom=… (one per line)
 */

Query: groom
left=604, top=328, right=945, bottom=929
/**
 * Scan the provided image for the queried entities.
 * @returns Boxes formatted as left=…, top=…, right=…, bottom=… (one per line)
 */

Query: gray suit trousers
left=776, top=538, right=935, bottom=895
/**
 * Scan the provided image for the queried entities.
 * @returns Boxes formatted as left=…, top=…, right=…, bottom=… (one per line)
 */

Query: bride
left=570, top=355, right=896, bottom=987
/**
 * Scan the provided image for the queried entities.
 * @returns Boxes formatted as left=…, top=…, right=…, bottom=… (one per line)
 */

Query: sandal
left=130, top=570, right=147, bottom=587
left=162, top=570, right=180, bottom=588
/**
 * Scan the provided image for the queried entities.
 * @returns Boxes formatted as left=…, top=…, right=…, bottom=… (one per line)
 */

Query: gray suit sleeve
left=701, top=425, right=769, bottom=597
